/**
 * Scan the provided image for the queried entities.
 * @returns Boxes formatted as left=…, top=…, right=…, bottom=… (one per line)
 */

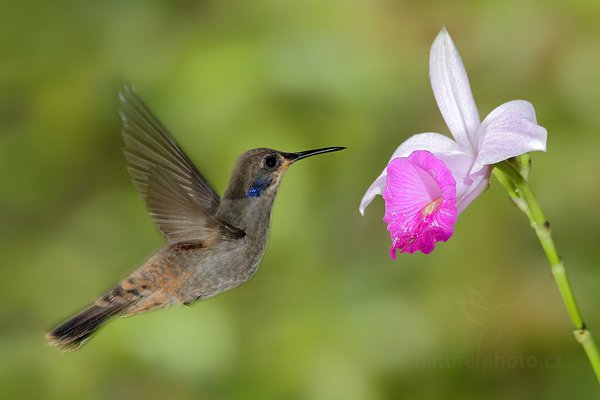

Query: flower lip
left=423, top=198, right=442, bottom=216
left=383, top=150, right=457, bottom=256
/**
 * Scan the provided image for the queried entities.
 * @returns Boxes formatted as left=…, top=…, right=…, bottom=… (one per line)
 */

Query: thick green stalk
left=493, top=161, right=600, bottom=382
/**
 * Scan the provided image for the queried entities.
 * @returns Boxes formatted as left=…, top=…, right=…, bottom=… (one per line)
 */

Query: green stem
left=493, top=161, right=600, bottom=382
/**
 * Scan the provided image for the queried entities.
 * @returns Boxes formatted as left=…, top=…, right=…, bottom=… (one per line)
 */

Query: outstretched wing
left=119, top=85, right=244, bottom=244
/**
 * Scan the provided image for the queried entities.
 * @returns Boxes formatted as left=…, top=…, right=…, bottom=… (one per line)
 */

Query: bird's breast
left=174, top=229, right=270, bottom=301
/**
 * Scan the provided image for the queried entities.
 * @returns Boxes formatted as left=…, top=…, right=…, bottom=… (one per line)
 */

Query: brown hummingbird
left=45, top=86, right=344, bottom=351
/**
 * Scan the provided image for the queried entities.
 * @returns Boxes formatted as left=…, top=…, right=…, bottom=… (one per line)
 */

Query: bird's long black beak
left=284, top=147, right=345, bottom=163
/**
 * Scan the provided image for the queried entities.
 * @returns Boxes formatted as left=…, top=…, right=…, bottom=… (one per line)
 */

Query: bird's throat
left=216, top=195, right=275, bottom=237
left=247, top=177, right=272, bottom=198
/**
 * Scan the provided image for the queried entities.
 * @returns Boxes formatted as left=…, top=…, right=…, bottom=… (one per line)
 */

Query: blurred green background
left=1, top=0, right=599, bottom=398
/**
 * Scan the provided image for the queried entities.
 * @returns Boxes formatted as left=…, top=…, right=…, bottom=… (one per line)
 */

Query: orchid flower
left=360, top=27, right=547, bottom=257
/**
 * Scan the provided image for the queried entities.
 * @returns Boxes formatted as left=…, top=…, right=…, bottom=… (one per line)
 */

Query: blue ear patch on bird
left=247, top=177, right=271, bottom=198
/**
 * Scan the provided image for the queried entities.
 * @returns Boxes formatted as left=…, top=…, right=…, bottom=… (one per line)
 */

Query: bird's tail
left=45, top=301, right=128, bottom=352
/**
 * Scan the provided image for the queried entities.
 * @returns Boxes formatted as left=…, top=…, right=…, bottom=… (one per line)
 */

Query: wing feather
left=118, top=85, right=244, bottom=243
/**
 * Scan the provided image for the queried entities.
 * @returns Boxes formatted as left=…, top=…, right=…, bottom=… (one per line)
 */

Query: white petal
left=359, top=172, right=386, bottom=215
left=359, top=132, right=463, bottom=215
left=471, top=100, right=547, bottom=175
left=430, top=27, right=480, bottom=152
left=389, top=132, right=463, bottom=159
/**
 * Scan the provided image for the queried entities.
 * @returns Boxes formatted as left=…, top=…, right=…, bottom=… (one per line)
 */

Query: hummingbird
left=45, top=86, right=344, bottom=351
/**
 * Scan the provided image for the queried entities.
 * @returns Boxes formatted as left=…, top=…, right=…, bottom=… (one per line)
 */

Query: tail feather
left=45, top=303, right=128, bottom=351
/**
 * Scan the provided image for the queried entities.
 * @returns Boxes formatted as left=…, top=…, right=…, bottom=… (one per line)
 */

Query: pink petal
left=359, top=132, right=462, bottom=215
left=383, top=150, right=457, bottom=257
left=389, top=132, right=464, bottom=159
left=471, top=100, right=547, bottom=174
left=430, top=27, right=480, bottom=153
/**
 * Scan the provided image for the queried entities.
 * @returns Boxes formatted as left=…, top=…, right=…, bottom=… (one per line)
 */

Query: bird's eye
left=264, top=155, right=278, bottom=169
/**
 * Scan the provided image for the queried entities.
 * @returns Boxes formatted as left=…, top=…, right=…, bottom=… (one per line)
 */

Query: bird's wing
left=119, top=85, right=245, bottom=244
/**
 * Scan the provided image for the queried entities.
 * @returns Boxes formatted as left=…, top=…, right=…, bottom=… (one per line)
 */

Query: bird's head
left=223, top=147, right=345, bottom=199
